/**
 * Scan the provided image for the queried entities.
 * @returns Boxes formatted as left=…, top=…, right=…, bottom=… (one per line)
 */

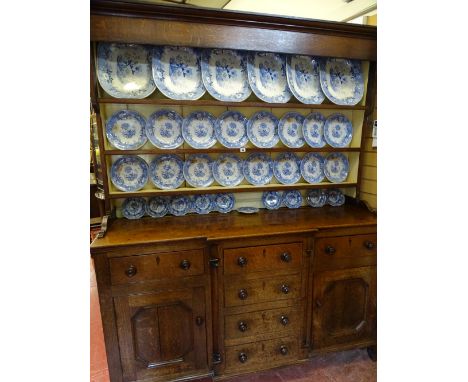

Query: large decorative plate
left=192, top=194, right=214, bottom=214
left=324, top=153, right=349, bottom=183
left=122, top=197, right=146, bottom=219
left=300, top=153, right=325, bottom=184
left=106, top=110, right=147, bottom=150
left=168, top=195, right=192, bottom=216
left=111, top=156, right=148, bottom=192
left=96, top=43, right=156, bottom=99
left=146, top=196, right=169, bottom=218
left=328, top=189, right=346, bottom=207
left=303, top=112, right=326, bottom=148
left=213, top=154, right=244, bottom=187
left=283, top=190, right=303, bottom=209
left=319, top=58, right=364, bottom=106
left=214, top=193, right=235, bottom=213
left=273, top=152, right=301, bottom=185
left=278, top=112, right=305, bottom=148
left=262, top=191, right=282, bottom=210
left=306, top=189, right=327, bottom=208
left=243, top=153, right=273, bottom=185
left=183, top=154, right=214, bottom=187
left=146, top=109, right=183, bottom=149
left=152, top=46, right=205, bottom=100
left=182, top=111, right=217, bottom=149
left=247, top=52, right=292, bottom=103
left=201, top=49, right=251, bottom=102
left=215, top=111, right=248, bottom=148
left=149, top=154, right=184, bottom=189
left=286, top=55, right=325, bottom=104
left=324, top=113, right=353, bottom=148
left=247, top=111, right=279, bottom=148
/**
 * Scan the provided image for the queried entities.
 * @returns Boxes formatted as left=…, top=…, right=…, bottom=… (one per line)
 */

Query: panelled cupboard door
left=114, top=287, right=208, bottom=382
left=312, top=266, right=376, bottom=350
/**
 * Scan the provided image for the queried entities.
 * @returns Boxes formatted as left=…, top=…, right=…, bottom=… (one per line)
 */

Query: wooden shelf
left=108, top=182, right=358, bottom=199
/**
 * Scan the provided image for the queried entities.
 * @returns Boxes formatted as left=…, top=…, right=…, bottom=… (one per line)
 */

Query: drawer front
left=224, top=274, right=301, bottom=307
left=224, top=242, right=303, bottom=275
left=315, top=234, right=377, bottom=270
left=225, top=306, right=301, bottom=341
left=110, top=249, right=204, bottom=285
left=224, top=337, right=298, bottom=374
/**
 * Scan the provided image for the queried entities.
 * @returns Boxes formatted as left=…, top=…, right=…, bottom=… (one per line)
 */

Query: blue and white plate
left=122, top=197, right=146, bottom=219
left=324, top=153, right=349, bottom=183
left=152, top=46, right=205, bottom=100
left=328, top=189, right=346, bottom=207
left=111, top=156, right=149, bottom=192
left=146, top=109, right=183, bottom=149
left=182, top=111, right=217, bottom=149
left=168, top=195, right=192, bottom=216
left=283, top=190, right=303, bottom=209
left=319, top=58, right=364, bottom=106
left=300, top=153, right=325, bottom=184
left=286, top=55, right=325, bottom=104
left=213, top=154, right=244, bottom=187
left=215, top=111, right=248, bottom=148
left=278, top=112, right=305, bottom=148
left=306, top=189, right=328, bottom=208
left=262, top=191, right=282, bottom=210
left=214, top=193, right=235, bottom=213
left=324, top=113, right=353, bottom=148
left=247, top=52, right=292, bottom=103
left=273, top=152, right=301, bottom=185
left=237, top=207, right=259, bottom=214
left=96, top=43, right=156, bottom=99
left=149, top=154, right=184, bottom=189
left=183, top=154, right=214, bottom=187
left=192, top=194, right=214, bottom=214
left=243, top=153, right=273, bottom=185
left=146, top=196, right=169, bottom=218
left=201, top=49, right=251, bottom=102
left=303, top=112, right=326, bottom=148
left=106, top=110, right=147, bottom=150
left=247, top=111, right=279, bottom=148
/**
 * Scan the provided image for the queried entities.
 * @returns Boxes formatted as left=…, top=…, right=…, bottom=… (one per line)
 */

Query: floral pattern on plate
left=286, top=55, right=325, bottom=104
left=96, top=43, right=156, bottom=99
left=122, top=197, right=146, bottom=219
left=149, top=154, right=184, bottom=189
left=273, top=152, right=301, bottom=185
left=192, top=194, right=214, bottom=214
left=183, top=154, right=214, bottom=187
left=106, top=110, right=147, bottom=150
left=262, top=191, right=282, bottom=210
left=319, top=58, right=364, bottom=106
left=182, top=111, right=217, bottom=149
left=111, top=156, right=149, bottom=192
left=201, top=49, right=251, bottom=102
left=324, top=152, right=349, bottom=183
left=213, top=154, right=244, bottom=187
left=324, top=113, right=353, bottom=148
left=214, top=193, right=235, bottom=213
left=247, top=52, right=292, bottom=103
left=146, top=196, right=169, bottom=218
left=152, top=46, right=206, bottom=100
left=247, top=111, right=279, bottom=148
left=168, top=195, right=192, bottom=216
left=306, top=189, right=328, bottom=208
left=215, top=110, right=248, bottom=148
left=278, top=112, right=305, bottom=148
left=283, top=190, right=303, bottom=209
left=303, top=112, right=326, bottom=148
left=328, top=189, right=346, bottom=206
left=300, top=153, right=325, bottom=184
left=243, top=152, right=273, bottom=185
left=146, top=109, right=183, bottom=149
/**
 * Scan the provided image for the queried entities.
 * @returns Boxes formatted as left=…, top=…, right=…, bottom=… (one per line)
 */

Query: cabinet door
left=114, top=287, right=208, bottom=382
left=312, top=266, right=376, bottom=350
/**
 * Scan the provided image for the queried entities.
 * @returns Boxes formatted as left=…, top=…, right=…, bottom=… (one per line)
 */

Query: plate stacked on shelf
left=106, top=110, right=148, bottom=150
left=146, top=110, right=184, bottom=149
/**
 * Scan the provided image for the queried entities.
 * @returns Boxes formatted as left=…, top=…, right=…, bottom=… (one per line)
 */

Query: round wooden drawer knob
left=238, top=321, right=248, bottom=332
left=364, top=241, right=375, bottom=249
left=237, top=256, right=248, bottom=267
left=279, top=345, right=288, bottom=355
left=238, top=289, right=248, bottom=300
left=281, top=284, right=290, bottom=294
left=325, top=245, right=336, bottom=255
left=280, top=252, right=291, bottom=262
left=280, top=315, right=289, bottom=326
left=125, top=265, right=137, bottom=278
left=238, top=352, right=248, bottom=363
left=180, top=259, right=191, bottom=270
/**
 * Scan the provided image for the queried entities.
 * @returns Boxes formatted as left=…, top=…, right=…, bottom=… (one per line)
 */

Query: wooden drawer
left=225, top=306, right=301, bottom=342
left=314, top=234, right=377, bottom=271
left=224, top=274, right=301, bottom=307
left=224, top=242, right=303, bottom=275
left=109, top=249, right=204, bottom=285
left=224, top=337, right=298, bottom=374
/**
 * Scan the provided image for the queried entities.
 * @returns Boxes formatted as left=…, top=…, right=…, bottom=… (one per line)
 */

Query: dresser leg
left=367, top=345, right=377, bottom=362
